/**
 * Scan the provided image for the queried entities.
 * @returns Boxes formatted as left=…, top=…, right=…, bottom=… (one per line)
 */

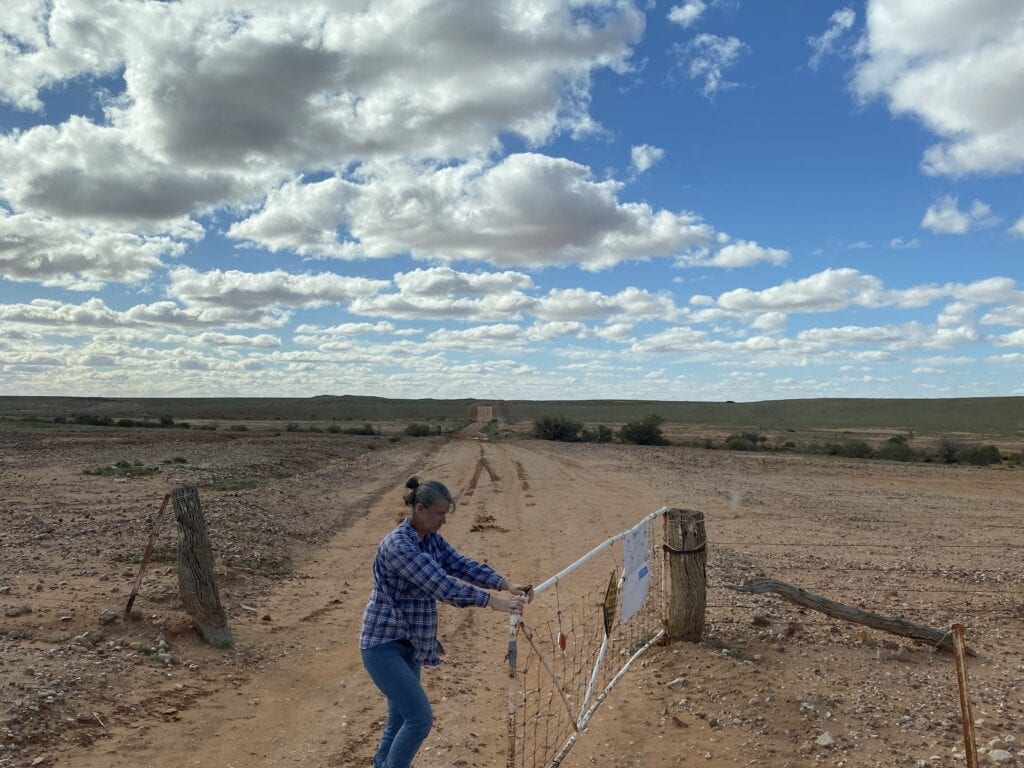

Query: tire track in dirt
left=63, top=439, right=671, bottom=768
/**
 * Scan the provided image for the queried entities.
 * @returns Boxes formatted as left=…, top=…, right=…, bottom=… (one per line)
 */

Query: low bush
left=534, top=415, right=582, bottom=441
left=72, top=414, right=113, bottom=426
left=580, top=424, right=614, bottom=443
left=877, top=435, right=918, bottom=462
left=84, top=460, right=159, bottom=477
left=327, top=424, right=342, bottom=433
left=828, top=439, right=873, bottom=459
left=403, top=423, right=434, bottom=437
left=958, top=443, right=1001, bottom=466
left=618, top=414, right=669, bottom=446
left=933, top=437, right=962, bottom=464
left=724, top=431, right=764, bottom=451
left=341, top=423, right=377, bottom=435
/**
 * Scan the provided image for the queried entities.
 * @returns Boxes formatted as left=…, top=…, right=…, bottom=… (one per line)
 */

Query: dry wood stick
left=724, top=577, right=975, bottom=656
left=123, top=493, right=171, bottom=620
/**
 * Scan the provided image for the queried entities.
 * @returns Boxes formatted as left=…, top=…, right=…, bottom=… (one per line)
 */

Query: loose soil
left=1, top=427, right=1021, bottom=768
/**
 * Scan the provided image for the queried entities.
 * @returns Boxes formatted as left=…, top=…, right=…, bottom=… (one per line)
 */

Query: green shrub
left=533, top=415, right=582, bottom=441
left=159, top=414, right=174, bottom=427
left=934, top=437, right=962, bottom=464
left=618, top=414, right=669, bottom=446
left=84, top=461, right=159, bottom=477
left=723, top=431, right=765, bottom=451
left=73, top=413, right=113, bottom=426
left=877, top=435, right=917, bottom=462
left=285, top=422, right=302, bottom=432
left=116, top=418, right=136, bottom=427
left=580, top=424, right=614, bottom=443
left=828, top=439, right=873, bottom=459
left=958, top=443, right=1001, bottom=466
left=327, top=424, right=341, bottom=433
left=341, top=423, right=377, bottom=435
left=403, top=423, right=433, bottom=437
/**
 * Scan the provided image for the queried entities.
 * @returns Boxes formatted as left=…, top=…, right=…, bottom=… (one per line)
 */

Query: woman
left=360, top=476, right=529, bottom=768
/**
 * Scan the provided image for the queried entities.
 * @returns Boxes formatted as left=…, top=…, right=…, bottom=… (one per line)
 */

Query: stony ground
left=1, top=427, right=1021, bottom=768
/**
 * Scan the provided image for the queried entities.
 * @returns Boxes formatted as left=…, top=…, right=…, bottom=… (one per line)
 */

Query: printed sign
left=620, top=521, right=650, bottom=623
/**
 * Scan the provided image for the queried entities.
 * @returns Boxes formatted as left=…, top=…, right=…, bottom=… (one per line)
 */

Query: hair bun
left=405, top=475, right=420, bottom=490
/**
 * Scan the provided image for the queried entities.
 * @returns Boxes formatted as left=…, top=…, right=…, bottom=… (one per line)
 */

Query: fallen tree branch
left=724, top=577, right=975, bottom=656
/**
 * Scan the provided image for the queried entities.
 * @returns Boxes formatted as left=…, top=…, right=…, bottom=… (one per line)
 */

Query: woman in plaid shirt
left=360, top=476, right=529, bottom=768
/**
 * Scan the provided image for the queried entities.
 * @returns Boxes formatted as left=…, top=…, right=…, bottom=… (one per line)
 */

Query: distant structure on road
left=469, top=401, right=509, bottom=423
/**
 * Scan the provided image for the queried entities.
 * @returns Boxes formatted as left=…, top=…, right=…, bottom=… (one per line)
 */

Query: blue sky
left=1, top=0, right=1022, bottom=400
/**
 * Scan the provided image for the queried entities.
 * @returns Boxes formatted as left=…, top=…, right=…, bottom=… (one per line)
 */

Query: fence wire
left=508, top=514, right=668, bottom=768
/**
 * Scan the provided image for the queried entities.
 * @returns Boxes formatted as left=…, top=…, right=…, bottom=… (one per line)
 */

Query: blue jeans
left=362, top=641, right=433, bottom=768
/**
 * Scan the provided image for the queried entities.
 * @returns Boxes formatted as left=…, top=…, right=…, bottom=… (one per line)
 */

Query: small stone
left=894, top=646, right=913, bottom=662
left=261, top=614, right=272, bottom=622
left=4, top=604, right=31, bottom=617
left=98, top=609, right=117, bottom=625
left=72, top=630, right=103, bottom=646
left=666, top=677, right=686, bottom=690
left=76, top=712, right=95, bottom=724
left=815, top=732, right=836, bottom=748
left=671, top=715, right=688, bottom=728
left=752, top=614, right=771, bottom=627
left=989, top=749, right=1014, bottom=765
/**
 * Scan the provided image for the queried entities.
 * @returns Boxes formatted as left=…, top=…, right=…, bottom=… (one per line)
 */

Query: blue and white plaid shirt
left=360, top=518, right=503, bottom=666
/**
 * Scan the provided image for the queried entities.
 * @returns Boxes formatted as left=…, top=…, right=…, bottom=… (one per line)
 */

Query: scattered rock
left=98, top=609, right=117, bottom=625
left=4, top=604, right=32, bottom=617
left=815, top=732, right=836, bottom=748
left=988, top=750, right=1015, bottom=765
left=666, top=677, right=687, bottom=690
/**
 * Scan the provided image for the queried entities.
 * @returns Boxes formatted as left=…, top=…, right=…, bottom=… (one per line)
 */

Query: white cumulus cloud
left=854, top=0, right=1024, bottom=176
left=921, top=196, right=999, bottom=234
left=667, top=1, right=706, bottom=29
left=630, top=144, right=666, bottom=175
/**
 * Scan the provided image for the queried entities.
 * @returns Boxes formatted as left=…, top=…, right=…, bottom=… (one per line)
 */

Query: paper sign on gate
left=619, top=521, right=650, bottom=623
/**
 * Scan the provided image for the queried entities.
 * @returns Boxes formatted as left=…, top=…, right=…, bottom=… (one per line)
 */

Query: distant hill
left=1, top=395, right=1022, bottom=434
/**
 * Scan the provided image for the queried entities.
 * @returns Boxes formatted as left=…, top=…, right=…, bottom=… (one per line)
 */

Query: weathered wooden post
left=664, top=508, right=706, bottom=641
left=172, top=485, right=233, bottom=647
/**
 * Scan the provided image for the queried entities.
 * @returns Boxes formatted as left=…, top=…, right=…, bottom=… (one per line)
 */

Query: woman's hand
left=500, top=579, right=533, bottom=599
left=488, top=593, right=527, bottom=615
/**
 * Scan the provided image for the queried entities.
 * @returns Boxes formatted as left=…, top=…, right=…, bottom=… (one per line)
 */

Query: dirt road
left=6, top=433, right=1022, bottom=768
left=60, top=438, right=673, bottom=768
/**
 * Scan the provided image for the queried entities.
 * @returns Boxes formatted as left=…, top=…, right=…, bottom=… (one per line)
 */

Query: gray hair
left=404, top=476, right=454, bottom=509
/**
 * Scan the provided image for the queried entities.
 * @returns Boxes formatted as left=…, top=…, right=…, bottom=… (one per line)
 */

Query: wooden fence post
left=172, top=486, right=233, bottom=648
left=664, top=508, right=706, bottom=642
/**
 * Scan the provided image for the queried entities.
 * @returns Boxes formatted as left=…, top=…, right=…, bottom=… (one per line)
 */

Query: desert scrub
left=84, top=460, right=159, bottom=477
left=403, top=422, right=439, bottom=437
